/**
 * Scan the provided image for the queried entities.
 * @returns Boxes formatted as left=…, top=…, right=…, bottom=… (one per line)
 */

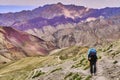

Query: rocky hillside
left=0, top=3, right=120, bottom=48
left=0, top=39, right=119, bottom=80
left=0, top=26, right=55, bottom=63
left=25, top=16, right=120, bottom=48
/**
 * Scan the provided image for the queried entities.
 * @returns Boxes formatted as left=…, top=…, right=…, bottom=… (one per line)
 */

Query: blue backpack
left=88, top=48, right=97, bottom=56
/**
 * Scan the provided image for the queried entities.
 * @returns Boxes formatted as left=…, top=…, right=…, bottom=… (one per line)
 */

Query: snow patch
left=86, top=17, right=96, bottom=22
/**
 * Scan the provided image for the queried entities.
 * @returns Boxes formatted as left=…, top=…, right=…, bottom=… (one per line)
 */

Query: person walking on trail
left=88, top=48, right=98, bottom=76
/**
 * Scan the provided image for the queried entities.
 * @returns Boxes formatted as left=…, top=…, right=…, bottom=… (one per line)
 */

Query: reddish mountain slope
left=0, top=27, right=55, bottom=63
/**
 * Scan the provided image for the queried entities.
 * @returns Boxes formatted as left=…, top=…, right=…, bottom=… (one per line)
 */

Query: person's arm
left=96, top=55, right=98, bottom=61
left=88, top=54, right=91, bottom=61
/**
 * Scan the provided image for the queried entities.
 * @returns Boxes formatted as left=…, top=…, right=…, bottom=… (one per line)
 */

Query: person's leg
left=90, top=62, right=93, bottom=75
left=94, top=62, right=97, bottom=75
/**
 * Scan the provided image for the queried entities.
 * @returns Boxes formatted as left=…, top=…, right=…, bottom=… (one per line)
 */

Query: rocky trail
left=91, top=59, right=107, bottom=80
left=92, top=51, right=120, bottom=80
left=28, top=53, right=109, bottom=80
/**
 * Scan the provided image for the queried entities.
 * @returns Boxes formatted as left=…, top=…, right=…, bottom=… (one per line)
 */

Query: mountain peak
left=56, top=2, right=64, bottom=6
left=54, top=2, right=65, bottom=8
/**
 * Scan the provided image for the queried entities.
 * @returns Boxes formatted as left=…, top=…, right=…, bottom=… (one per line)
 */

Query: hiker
left=88, top=48, right=98, bottom=76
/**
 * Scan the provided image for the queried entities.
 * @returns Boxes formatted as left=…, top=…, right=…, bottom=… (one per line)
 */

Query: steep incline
left=0, top=27, right=55, bottom=63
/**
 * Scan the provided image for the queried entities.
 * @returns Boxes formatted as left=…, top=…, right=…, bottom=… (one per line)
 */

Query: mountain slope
left=25, top=16, right=120, bottom=48
left=0, top=40, right=119, bottom=80
left=0, top=27, right=55, bottom=63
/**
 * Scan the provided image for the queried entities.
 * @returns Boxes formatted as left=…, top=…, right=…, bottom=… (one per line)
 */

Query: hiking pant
left=90, top=62, right=96, bottom=74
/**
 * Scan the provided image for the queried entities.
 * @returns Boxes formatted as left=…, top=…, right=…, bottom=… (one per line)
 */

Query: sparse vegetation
left=113, top=60, right=118, bottom=64
left=103, top=44, right=113, bottom=52
left=0, top=56, right=59, bottom=80
left=32, top=70, right=45, bottom=78
left=83, top=64, right=90, bottom=70
left=107, top=44, right=113, bottom=51
left=72, top=57, right=78, bottom=61
left=50, top=67, right=62, bottom=73
left=54, top=46, right=88, bottom=60
left=84, top=75, right=92, bottom=80
left=64, top=72, right=82, bottom=80
left=98, top=56, right=102, bottom=59
left=71, top=73, right=82, bottom=80
left=64, top=72, right=73, bottom=79
left=71, top=56, right=89, bottom=69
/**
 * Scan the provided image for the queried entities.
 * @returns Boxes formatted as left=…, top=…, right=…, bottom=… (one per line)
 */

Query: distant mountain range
left=0, top=3, right=120, bottom=30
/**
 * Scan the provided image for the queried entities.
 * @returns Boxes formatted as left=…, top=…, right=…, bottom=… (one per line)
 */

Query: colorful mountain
left=0, top=3, right=120, bottom=30
left=0, top=26, right=55, bottom=63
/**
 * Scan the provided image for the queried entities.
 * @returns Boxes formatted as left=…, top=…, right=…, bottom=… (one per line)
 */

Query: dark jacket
left=88, top=53, right=98, bottom=64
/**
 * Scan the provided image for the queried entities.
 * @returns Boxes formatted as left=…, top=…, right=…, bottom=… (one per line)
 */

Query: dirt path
left=27, top=51, right=119, bottom=80
left=91, top=60, right=106, bottom=80
left=91, top=53, right=107, bottom=80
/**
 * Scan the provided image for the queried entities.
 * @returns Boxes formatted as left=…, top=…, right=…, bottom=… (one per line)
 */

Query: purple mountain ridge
left=0, top=3, right=120, bottom=30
